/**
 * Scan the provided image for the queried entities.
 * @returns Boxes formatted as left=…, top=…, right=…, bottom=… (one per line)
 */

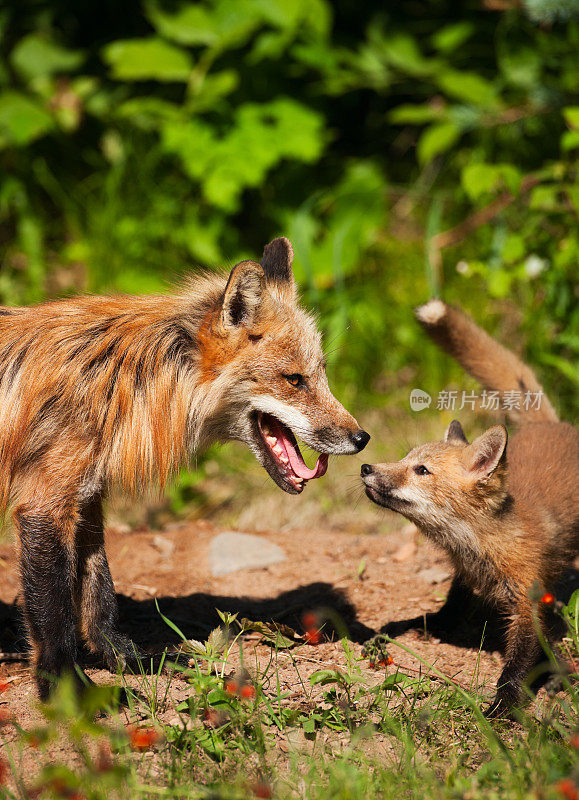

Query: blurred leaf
left=0, top=91, right=54, bottom=146
left=487, top=269, right=513, bottom=298
left=256, top=0, right=331, bottom=35
left=437, top=70, right=499, bottom=109
left=562, top=130, right=579, bottom=151
left=381, top=33, right=438, bottom=77
left=529, top=184, right=559, bottom=210
left=563, top=106, right=579, bottom=128
left=540, top=353, right=579, bottom=385
left=162, top=98, right=324, bottom=211
left=113, top=266, right=168, bottom=294
left=116, top=97, right=182, bottom=129
left=389, top=103, right=445, bottom=125
left=190, top=70, right=239, bottom=111
left=431, top=22, right=474, bottom=53
left=146, top=1, right=217, bottom=46
left=461, top=163, right=522, bottom=200
left=502, top=234, right=525, bottom=263
left=417, top=122, right=460, bottom=165
left=103, top=38, right=193, bottom=82
left=11, top=33, right=84, bottom=82
left=289, top=161, right=387, bottom=288
left=499, top=46, right=541, bottom=89
left=147, top=0, right=263, bottom=51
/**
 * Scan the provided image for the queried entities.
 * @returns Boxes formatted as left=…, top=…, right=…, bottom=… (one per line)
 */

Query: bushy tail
left=415, top=299, right=558, bottom=424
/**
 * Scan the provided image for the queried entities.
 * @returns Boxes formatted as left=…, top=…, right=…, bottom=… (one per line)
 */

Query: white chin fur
left=416, top=298, right=446, bottom=325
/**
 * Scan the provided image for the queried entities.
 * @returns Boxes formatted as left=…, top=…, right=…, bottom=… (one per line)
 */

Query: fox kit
left=361, top=300, right=579, bottom=716
left=1, top=237, right=369, bottom=698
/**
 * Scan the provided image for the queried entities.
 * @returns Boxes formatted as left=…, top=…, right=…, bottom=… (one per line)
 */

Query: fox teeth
left=265, top=435, right=277, bottom=446
left=279, top=453, right=289, bottom=464
left=272, top=443, right=284, bottom=456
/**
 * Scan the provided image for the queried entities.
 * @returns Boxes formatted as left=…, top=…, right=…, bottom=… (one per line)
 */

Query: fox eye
left=414, top=465, right=431, bottom=476
left=283, top=373, right=304, bottom=388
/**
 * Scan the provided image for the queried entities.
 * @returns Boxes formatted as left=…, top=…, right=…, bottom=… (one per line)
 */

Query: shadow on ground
left=3, top=568, right=577, bottom=668
left=381, top=568, right=579, bottom=656
left=116, top=581, right=377, bottom=656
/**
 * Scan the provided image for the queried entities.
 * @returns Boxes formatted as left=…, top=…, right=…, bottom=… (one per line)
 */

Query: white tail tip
left=416, top=298, right=447, bottom=325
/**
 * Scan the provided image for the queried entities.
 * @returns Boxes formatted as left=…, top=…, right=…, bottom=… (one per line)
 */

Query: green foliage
left=0, top=0, right=577, bottom=421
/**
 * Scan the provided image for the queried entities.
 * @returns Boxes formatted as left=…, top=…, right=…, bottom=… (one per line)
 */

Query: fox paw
left=484, top=690, right=521, bottom=720
left=93, top=634, right=142, bottom=673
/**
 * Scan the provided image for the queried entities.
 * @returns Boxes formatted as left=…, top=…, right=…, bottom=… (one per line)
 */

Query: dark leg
left=486, top=604, right=542, bottom=719
left=17, top=510, right=79, bottom=700
left=75, top=495, right=139, bottom=671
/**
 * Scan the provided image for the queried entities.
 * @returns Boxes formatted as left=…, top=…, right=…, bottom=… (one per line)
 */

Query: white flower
left=524, top=254, right=548, bottom=277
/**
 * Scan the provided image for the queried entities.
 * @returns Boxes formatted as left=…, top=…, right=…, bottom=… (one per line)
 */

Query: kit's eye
left=414, top=465, right=431, bottom=476
left=283, top=373, right=304, bottom=388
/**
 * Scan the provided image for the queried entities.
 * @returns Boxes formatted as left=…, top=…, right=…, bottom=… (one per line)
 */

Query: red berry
left=302, top=612, right=317, bottom=629
left=240, top=684, right=256, bottom=700
left=556, top=778, right=579, bottom=800
left=127, top=726, right=159, bottom=751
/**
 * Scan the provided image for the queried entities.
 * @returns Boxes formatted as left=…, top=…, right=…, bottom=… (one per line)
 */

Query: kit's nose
left=351, top=430, right=370, bottom=452
left=360, top=463, right=373, bottom=477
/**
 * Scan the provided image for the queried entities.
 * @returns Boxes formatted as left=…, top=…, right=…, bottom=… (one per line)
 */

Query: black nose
left=352, top=430, right=370, bottom=452
left=360, top=463, right=373, bottom=477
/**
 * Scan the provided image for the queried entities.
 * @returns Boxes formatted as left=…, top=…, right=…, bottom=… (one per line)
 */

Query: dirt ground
left=0, top=518, right=507, bottom=757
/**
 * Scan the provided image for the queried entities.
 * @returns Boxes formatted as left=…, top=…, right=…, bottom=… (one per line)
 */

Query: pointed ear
left=462, top=425, right=507, bottom=482
left=260, top=237, right=295, bottom=291
left=444, top=419, right=468, bottom=445
left=221, top=260, right=264, bottom=330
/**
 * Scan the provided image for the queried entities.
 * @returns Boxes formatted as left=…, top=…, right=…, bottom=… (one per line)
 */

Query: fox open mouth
left=255, top=412, right=328, bottom=494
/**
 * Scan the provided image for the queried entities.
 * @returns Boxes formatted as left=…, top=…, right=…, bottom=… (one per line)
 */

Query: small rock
left=417, top=565, right=451, bottom=584
left=209, top=531, right=286, bottom=576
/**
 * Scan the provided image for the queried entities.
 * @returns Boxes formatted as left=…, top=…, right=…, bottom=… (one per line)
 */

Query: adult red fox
left=1, top=237, right=369, bottom=697
left=361, top=300, right=578, bottom=717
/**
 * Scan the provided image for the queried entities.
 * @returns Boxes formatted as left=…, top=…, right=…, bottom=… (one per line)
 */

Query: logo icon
left=410, top=389, right=432, bottom=412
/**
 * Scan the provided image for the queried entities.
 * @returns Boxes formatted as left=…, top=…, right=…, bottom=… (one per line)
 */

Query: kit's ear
left=462, top=425, right=507, bottom=483
left=444, top=419, right=469, bottom=445
left=260, top=237, right=295, bottom=294
left=221, top=260, right=265, bottom=330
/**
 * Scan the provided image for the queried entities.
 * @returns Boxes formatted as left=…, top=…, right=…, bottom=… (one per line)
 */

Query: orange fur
left=6, top=237, right=369, bottom=697
left=362, top=301, right=578, bottom=716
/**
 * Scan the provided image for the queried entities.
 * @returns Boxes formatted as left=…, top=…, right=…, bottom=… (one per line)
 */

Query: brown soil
left=0, top=519, right=509, bottom=782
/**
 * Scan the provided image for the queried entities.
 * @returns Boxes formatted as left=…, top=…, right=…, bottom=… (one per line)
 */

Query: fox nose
left=351, top=430, right=370, bottom=452
left=361, top=463, right=373, bottom=476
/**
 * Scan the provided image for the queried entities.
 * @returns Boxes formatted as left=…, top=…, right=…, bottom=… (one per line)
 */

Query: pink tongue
left=277, top=428, right=328, bottom=480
